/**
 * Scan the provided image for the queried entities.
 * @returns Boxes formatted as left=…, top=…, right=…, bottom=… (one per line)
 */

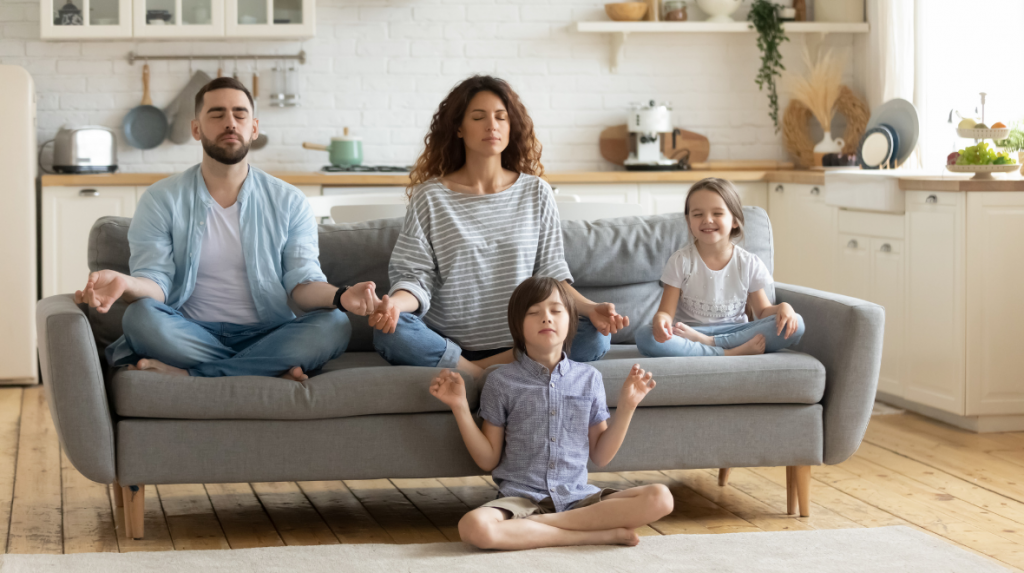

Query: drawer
left=838, top=209, right=904, bottom=239
left=906, top=190, right=960, bottom=207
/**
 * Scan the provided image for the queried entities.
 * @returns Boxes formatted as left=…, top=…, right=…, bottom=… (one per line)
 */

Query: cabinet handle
left=774, top=185, right=784, bottom=193
left=551, top=186, right=560, bottom=195
left=810, top=186, right=821, bottom=195
left=847, top=239, right=858, bottom=249
left=880, top=243, right=892, bottom=253
left=926, top=194, right=938, bottom=204
left=79, top=189, right=100, bottom=197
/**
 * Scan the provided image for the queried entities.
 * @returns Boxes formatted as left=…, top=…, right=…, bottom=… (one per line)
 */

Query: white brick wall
left=1, top=0, right=858, bottom=173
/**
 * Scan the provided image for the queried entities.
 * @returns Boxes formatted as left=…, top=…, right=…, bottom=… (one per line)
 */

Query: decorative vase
left=813, top=131, right=846, bottom=166
left=696, top=0, right=742, bottom=22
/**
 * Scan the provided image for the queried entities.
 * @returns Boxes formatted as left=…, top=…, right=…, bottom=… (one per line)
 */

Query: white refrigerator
left=0, top=65, right=38, bottom=384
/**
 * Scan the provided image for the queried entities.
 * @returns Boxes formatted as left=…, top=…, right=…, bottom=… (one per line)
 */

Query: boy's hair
left=508, top=277, right=578, bottom=357
left=684, top=177, right=745, bottom=242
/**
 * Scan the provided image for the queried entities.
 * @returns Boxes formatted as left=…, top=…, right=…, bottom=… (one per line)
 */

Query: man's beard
left=200, top=131, right=251, bottom=165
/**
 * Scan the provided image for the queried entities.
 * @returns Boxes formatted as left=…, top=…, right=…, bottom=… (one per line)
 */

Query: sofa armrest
left=36, top=294, right=116, bottom=484
left=774, top=283, right=885, bottom=465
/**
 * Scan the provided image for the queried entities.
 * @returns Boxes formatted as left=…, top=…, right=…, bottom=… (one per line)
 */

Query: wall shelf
left=576, top=21, right=870, bottom=72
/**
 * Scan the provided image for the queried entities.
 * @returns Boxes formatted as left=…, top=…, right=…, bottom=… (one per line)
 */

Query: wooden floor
left=2, top=386, right=1024, bottom=570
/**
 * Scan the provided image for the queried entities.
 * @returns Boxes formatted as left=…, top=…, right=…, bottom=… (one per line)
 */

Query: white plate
left=867, top=99, right=919, bottom=166
left=956, top=127, right=1011, bottom=140
left=946, top=163, right=1019, bottom=179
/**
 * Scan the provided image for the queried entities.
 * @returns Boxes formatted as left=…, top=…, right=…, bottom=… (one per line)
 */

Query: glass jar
left=663, top=0, right=687, bottom=21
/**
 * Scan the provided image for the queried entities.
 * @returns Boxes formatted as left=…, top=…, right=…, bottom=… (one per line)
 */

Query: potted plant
left=995, top=121, right=1024, bottom=173
left=748, top=0, right=788, bottom=131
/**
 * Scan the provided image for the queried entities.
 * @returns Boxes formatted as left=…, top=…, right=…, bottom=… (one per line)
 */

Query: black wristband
left=333, top=285, right=353, bottom=311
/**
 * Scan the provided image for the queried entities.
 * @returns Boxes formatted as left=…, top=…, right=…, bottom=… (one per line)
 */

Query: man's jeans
left=373, top=312, right=611, bottom=367
left=107, top=298, right=351, bottom=377
left=635, top=315, right=805, bottom=357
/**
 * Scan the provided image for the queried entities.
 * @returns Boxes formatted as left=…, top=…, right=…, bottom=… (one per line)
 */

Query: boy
left=429, top=277, right=674, bottom=550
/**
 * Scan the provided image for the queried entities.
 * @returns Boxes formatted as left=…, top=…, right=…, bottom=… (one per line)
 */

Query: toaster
left=52, top=126, right=117, bottom=173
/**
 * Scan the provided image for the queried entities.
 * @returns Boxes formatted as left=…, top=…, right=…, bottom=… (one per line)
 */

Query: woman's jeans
left=635, top=315, right=805, bottom=358
left=105, top=297, right=351, bottom=377
left=373, top=312, right=611, bottom=367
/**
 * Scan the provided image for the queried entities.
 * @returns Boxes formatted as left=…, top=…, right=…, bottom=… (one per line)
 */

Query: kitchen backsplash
left=1, top=0, right=857, bottom=173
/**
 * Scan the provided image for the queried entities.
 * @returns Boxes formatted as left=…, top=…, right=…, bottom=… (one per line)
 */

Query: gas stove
left=322, top=165, right=411, bottom=173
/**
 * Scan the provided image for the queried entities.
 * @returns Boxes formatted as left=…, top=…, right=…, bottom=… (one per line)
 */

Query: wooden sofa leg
left=112, top=480, right=124, bottom=508
left=795, top=466, right=811, bottom=517
left=122, top=484, right=145, bottom=539
left=718, top=468, right=732, bottom=487
left=786, top=467, right=797, bottom=515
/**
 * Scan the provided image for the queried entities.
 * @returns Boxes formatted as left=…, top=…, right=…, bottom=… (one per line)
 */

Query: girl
left=369, top=76, right=628, bottom=378
left=429, top=277, right=673, bottom=550
left=636, top=178, right=805, bottom=358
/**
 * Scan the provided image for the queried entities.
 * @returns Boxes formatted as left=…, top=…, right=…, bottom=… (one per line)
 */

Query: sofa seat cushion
left=112, top=346, right=825, bottom=420
left=111, top=352, right=482, bottom=420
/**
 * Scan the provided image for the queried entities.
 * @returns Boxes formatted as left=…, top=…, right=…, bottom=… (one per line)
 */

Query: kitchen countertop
left=40, top=170, right=1024, bottom=190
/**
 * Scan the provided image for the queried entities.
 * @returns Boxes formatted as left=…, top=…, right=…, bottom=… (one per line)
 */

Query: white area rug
left=0, top=526, right=1010, bottom=573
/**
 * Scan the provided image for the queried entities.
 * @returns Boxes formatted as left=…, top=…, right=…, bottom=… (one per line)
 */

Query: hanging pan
left=122, top=63, right=169, bottom=149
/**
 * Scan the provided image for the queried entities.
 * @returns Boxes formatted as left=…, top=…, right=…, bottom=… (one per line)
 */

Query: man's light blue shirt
left=125, top=163, right=325, bottom=326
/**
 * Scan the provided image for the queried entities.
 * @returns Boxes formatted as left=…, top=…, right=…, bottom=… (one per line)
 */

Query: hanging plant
left=748, top=0, right=788, bottom=131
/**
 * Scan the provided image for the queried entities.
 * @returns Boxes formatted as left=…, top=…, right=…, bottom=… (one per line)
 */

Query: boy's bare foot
left=723, top=334, right=766, bottom=356
left=672, top=322, right=714, bottom=346
left=280, top=366, right=309, bottom=382
left=612, top=528, right=640, bottom=546
left=128, top=359, right=188, bottom=376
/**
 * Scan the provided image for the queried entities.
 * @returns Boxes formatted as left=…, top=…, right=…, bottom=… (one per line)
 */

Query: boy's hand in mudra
left=429, top=369, right=469, bottom=411
left=618, top=364, right=656, bottom=411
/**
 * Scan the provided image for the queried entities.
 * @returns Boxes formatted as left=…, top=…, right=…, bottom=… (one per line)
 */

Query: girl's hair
left=407, top=75, right=543, bottom=200
left=684, top=177, right=745, bottom=241
left=507, top=277, right=577, bottom=357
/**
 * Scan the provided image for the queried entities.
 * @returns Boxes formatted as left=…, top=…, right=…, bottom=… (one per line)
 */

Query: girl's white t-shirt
left=661, top=242, right=773, bottom=326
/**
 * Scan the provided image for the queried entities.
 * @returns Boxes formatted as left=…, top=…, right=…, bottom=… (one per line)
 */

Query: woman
left=369, top=75, right=628, bottom=377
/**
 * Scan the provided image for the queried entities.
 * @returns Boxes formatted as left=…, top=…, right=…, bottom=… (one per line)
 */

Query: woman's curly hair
left=407, top=75, right=543, bottom=199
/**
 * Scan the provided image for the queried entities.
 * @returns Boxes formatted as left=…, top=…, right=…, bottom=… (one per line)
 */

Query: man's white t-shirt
left=180, top=201, right=262, bottom=325
left=660, top=242, right=773, bottom=326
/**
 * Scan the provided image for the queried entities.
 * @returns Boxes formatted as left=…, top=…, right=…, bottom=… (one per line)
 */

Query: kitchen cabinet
left=552, top=183, right=640, bottom=206
left=132, top=0, right=224, bottom=38
left=40, top=0, right=313, bottom=39
left=768, top=183, right=836, bottom=292
left=965, top=192, right=1024, bottom=416
left=41, top=0, right=133, bottom=39
left=904, top=191, right=966, bottom=415
left=41, top=186, right=138, bottom=298
left=833, top=210, right=905, bottom=397
left=638, top=182, right=768, bottom=215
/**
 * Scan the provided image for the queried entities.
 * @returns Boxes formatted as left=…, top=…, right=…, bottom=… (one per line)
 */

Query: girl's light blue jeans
left=635, top=315, right=805, bottom=358
left=373, top=312, right=611, bottom=368
left=106, top=297, right=351, bottom=377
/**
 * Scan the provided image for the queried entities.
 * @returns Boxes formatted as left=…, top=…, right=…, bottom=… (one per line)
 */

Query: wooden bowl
left=605, top=2, right=648, bottom=21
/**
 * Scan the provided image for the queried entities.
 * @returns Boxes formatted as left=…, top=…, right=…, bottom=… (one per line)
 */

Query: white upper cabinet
left=41, top=0, right=133, bottom=39
left=41, top=0, right=313, bottom=39
left=133, top=0, right=224, bottom=38
left=225, top=0, right=314, bottom=38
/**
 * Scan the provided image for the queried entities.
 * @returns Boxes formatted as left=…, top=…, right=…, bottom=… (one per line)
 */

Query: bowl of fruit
left=956, top=118, right=1011, bottom=141
left=946, top=142, right=1019, bottom=179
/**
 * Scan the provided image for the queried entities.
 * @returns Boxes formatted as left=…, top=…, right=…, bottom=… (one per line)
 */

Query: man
left=76, top=77, right=376, bottom=381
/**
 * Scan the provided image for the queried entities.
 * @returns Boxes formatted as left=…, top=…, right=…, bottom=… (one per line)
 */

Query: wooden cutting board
left=599, top=125, right=710, bottom=166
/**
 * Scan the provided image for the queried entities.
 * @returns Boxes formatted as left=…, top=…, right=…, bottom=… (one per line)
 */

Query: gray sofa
left=36, top=207, right=884, bottom=539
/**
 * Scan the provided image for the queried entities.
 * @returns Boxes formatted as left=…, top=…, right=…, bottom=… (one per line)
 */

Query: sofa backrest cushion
left=87, top=206, right=774, bottom=354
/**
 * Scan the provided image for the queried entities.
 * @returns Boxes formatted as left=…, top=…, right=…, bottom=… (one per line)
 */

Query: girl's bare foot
left=129, top=358, right=188, bottom=376
left=280, top=366, right=308, bottom=382
left=611, top=528, right=640, bottom=546
left=672, top=322, right=714, bottom=346
left=723, top=334, right=766, bottom=356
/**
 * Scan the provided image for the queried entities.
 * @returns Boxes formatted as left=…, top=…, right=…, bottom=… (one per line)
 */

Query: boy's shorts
left=480, top=488, right=620, bottom=519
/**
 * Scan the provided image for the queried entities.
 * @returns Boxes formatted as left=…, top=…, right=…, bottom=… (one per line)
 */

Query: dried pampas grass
left=786, top=48, right=846, bottom=132
left=783, top=85, right=869, bottom=168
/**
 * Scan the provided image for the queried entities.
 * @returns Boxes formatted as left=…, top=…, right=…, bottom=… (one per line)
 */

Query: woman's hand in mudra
left=369, top=294, right=401, bottom=334
left=589, top=302, right=629, bottom=336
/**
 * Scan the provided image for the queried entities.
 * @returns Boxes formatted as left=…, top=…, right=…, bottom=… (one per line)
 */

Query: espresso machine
left=624, top=100, right=680, bottom=171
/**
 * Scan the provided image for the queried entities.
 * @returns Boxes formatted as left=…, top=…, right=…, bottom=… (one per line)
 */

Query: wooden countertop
left=41, top=169, right=826, bottom=187
left=898, top=174, right=1024, bottom=192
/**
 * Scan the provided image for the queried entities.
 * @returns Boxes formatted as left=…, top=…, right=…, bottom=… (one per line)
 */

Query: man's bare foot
left=129, top=358, right=188, bottom=376
left=280, top=366, right=309, bottom=382
left=672, top=322, right=714, bottom=346
left=723, top=334, right=766, bottom=356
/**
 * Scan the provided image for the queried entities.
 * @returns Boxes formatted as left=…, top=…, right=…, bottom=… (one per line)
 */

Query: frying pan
left=122, top=63, right=169, bottom=149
